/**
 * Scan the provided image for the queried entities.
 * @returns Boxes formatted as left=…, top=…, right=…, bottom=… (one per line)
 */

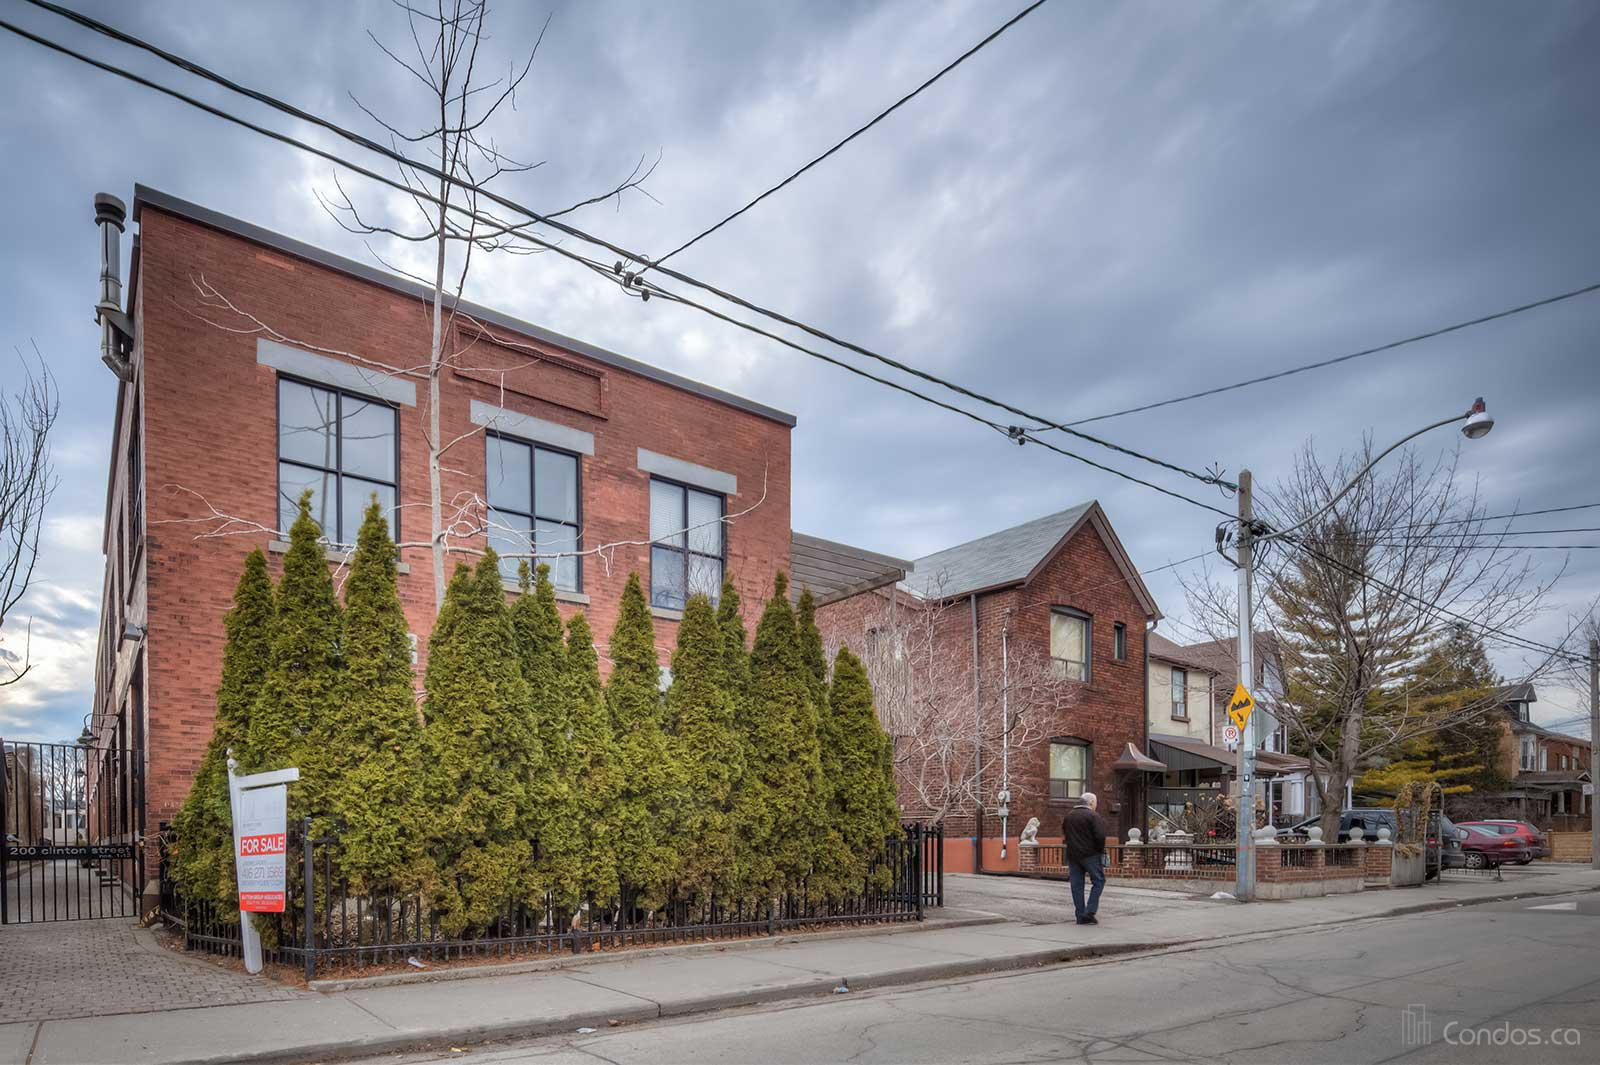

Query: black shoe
left=1085, top=915, right=1098, bottom=925
left=1075, top=916, right=1088, bottom=925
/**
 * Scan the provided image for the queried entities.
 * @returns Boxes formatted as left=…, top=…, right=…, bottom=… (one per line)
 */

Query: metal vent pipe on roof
left=94, top=192, right=130, bottom=379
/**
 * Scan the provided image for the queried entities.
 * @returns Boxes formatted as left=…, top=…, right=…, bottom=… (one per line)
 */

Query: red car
left=1458, top=820, right=1549, bottom=864
left=1457, top=824, right=1533, bottom=868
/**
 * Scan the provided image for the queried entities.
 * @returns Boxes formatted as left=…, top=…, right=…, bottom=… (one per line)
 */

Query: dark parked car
left=1438, top=815, right=1466, bottom=870
left=1458, top=820, right=1549, bottom=863
left=1277, top=808, right=1399, bottom=843
left=1458, top=824, right=1532, bottom=868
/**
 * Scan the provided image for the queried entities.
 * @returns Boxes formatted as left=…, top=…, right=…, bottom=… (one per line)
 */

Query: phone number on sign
left=238, top=833, right=286, bottom=856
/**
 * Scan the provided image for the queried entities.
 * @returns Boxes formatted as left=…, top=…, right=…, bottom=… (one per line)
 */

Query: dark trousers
left=1067, top=855, right=1105, bottom=919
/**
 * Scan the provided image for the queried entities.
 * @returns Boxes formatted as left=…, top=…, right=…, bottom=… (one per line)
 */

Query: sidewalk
left=6, top=866, right=1597, bottom=1065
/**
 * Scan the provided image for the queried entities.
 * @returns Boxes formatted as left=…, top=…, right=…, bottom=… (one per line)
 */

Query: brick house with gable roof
left=803, top=502, right=1161, bottom=873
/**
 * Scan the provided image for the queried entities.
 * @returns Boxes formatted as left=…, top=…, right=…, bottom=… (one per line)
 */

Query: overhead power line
left=0, top=9, right=1238, bottom=523
left=1061, top=282, right=1600, bottom=428
left=648, top=0, right=1052, bottom=269
left=1402, top=502, right=1600, bottom=529
left=17, top=0, right=1234, bottom=496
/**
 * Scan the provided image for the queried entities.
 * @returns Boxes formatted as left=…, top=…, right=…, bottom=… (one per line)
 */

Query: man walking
left=1062, top=792, right=1108, bottom=925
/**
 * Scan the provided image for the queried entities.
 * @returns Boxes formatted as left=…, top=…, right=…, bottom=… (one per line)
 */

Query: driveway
left=0, top=860, right=306, bottom=1025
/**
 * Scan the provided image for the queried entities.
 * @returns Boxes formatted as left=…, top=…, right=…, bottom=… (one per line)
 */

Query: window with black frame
left=1049, top=607, right=1091, bottom=681
left=277, top=377, right=398, bottom=543
left=485, top=433, right=581, bottom=591
left=649, top=478, right=723, bottom=611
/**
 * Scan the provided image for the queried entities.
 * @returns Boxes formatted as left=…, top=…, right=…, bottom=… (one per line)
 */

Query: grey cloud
left=2, top=0, right=1598, bottom=734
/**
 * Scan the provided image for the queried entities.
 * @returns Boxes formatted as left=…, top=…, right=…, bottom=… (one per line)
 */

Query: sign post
left=226, top=752, right=298, bottom=974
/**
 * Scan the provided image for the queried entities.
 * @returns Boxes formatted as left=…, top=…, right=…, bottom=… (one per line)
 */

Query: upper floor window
left=1049, top=739, right=1090, bottom=801
left=1519, top=735, right=1537, bottom=771
left=485, top=433, right=581, bottom=591
left=1113, top=622, right=1127, bottom=661
left=1050, top=608, right=1091, bottom=682
left=649, top=478, right=723, bottom=611
left=1539, top=747, right=1549, bottom=771
left=1171, top=668, right=1188, bottom=719
left=1267, top=721, right=1288, bottom=754
left=277, top=378, right=397, bottom=543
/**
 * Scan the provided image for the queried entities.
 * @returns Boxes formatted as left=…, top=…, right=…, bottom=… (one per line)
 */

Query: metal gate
left=2, top=739, right=144, bottom=923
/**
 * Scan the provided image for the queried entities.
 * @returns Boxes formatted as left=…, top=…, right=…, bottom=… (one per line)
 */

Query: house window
left=1171, top=668, right=1188, bottom=720
left=1270, top=722, right=1289, bottom=753
left=1539, top=747, right=1548, bottom=771
left=1049, top=608, right=1091, bottom=681
left=1049, top=740, right=1090, bottom=801
left=1519, top=735, right=1537, bottom=771
left=277, top=377, right=398, bottom=543
left=485, top=433, right=581, bottom=591
left=1113, top=623, right=1127, bottom=661
left=649, top=478, right=724, bottom=611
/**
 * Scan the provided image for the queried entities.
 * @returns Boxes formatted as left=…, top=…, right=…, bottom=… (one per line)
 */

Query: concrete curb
left=143, top=941, right=1165, bottom=1065
left=45, top=874, right=1598, bottom=1065
left=309, top=913, right=1009, bottom=993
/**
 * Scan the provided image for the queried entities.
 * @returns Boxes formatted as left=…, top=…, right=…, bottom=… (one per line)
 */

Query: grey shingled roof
left=898, top=503, right=1094, bottom=599
left=1148, top=631, right=1217, bottom=671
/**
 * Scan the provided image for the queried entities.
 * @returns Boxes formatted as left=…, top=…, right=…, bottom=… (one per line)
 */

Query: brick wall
left=814, top=511, right=1152, bottom=871
left=1549, top=832, right=1592, bottom=863
left=122, top=204, right=793, bottom=835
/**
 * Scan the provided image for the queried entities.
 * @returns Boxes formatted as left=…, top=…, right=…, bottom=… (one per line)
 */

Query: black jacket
left=1062, top=805, right=1109, bottom=863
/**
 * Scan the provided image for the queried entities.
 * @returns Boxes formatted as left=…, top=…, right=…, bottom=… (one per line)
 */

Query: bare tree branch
left=0, top=344, right=57, bottom=686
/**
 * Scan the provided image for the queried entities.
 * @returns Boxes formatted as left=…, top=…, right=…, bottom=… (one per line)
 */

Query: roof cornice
left=131, top=185, right=797, bottom=428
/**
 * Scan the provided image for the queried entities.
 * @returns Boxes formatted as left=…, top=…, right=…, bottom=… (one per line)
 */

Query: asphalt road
left=365, top=890, right=1600, bottom=1065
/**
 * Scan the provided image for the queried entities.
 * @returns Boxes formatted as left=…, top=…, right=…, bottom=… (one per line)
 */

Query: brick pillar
left=1019, top=843, right=1039, bottom=875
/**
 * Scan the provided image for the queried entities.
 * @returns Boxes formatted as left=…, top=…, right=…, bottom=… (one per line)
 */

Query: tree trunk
left=428, top=173, right=448, bottom=611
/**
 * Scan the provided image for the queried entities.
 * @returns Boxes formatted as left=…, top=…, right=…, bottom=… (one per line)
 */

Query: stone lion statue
left=1019, top=817, right=1040, bottom=845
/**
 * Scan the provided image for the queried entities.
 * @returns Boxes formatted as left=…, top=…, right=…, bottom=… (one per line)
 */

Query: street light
left=1462, top=397, right=1494, bottom=440
left=1227, top=396, right=1497, bottom=900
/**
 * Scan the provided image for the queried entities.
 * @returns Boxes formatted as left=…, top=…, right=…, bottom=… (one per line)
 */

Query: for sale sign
left=234, top=784, right=287, bottom=913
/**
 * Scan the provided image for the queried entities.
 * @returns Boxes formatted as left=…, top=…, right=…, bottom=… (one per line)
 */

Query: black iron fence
left=159, top=821, right=943, bottom=978
left=3, top=738, right=144, bottom=924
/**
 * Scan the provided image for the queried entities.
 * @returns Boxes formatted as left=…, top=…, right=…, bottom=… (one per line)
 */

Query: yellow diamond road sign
left=1227, top=683, right=1255, bottom=730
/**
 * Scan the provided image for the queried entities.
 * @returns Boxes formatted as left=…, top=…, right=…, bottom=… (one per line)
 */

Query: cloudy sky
left=2, top=0, right=1598, bottom=743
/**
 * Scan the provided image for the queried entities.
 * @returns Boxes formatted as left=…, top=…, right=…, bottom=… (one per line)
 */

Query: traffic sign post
left=1234, top=470, right=1257, bottom=901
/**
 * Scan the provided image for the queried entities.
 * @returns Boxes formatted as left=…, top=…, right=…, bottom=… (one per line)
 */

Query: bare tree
left=823, top=581, right=1070, bottom=825
left=1, top=348, right=57, bottom=687
left=1548, top=609, right=1599, bottom=740
left=1182, top=442, right=1569, bottom=838
left=171, top=0, right=656, bottom=612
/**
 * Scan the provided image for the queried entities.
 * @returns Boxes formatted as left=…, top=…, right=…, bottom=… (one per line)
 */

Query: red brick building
left=1485, top=685, right=1592, bottom=828
left=87, top=187, right=795, bottom=891
left=800, top=503, right=1161, bottom=873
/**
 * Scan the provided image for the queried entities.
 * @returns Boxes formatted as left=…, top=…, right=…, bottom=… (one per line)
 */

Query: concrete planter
left=1390, top=849, right=1426, bottom=887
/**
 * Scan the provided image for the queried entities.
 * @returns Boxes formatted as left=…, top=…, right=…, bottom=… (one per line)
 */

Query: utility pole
left=1235, top=469, right=1256, bottom=900
left=1590, top=638, right=1598, bottom=873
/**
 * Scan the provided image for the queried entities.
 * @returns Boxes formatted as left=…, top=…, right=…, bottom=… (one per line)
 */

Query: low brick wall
left=1254, top=845, right=1366, bottom=899
left=1549, top=832, right=1592, bottom=863
left=1363, top=844, right=1394, bottom=886
left=1021, top=840, right=1372, bottom=897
